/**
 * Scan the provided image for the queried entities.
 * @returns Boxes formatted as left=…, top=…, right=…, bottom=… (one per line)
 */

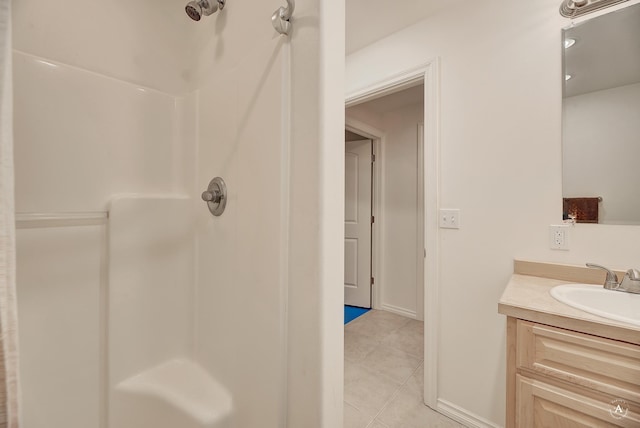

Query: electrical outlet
left=440, top=209, right=461, bottom=229
left=549, top=225, right=570, bottom=250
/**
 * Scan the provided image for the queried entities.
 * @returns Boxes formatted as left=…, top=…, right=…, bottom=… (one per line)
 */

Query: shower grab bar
left=16, top=211, right=108, bottom=229
left=272, top=0, right=294, bottom=35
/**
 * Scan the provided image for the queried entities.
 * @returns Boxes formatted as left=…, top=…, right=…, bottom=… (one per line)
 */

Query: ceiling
left=352, top=84, right=424, bottom=114
left=345, top=85, right=424, bottom=140
left=564, top=3, right=640, bottom=97
left=346, top=0, right=467, bottom=54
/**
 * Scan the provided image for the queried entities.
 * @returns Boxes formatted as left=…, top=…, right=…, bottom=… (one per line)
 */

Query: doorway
left=344, top=84, right=425, bottom=320
left=344, top=61, right=440, bottom=409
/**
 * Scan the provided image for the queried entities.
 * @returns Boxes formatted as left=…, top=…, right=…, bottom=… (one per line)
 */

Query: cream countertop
left=499, top=271, right=640, bottom=345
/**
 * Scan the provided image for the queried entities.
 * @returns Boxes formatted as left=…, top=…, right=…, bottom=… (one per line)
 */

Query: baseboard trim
left=380, top=303, right=417, bottom=319
left=436, top=399, right=502, bottom=428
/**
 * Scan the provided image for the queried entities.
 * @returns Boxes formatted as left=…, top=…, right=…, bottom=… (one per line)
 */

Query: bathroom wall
left=193, top=35, right=291, bottom=428
left=563, top=81, right=640, bottom=224
left=346, top=0, right=640, bottom=425
left=191, top=0, right=345, bottom=425
left=14, top=0, right=344, bottom=427
left=347, top=101, right=425, bottom=320
left=13, top=0, right=199, bottom=94
left=286, top=2, right=345, bottom=426
left=16, top=225, right=103, bottom=428
left=13, top=1, right=196, bottom=427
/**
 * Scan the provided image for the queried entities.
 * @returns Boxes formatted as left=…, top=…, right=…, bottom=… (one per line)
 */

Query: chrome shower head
left=185, top=0, right=225, bottom=21
left=185, top=2, right=203, bottom=21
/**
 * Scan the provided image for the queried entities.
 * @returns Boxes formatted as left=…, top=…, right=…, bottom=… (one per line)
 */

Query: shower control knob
left=201, top=177, right=227, bottom=216
left=201, top=190, right=220, bottom=203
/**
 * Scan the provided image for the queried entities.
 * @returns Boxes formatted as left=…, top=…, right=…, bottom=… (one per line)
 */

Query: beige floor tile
left=344, top=360, right=403, bottom=418
left=361, top=345, right=422, bottom=384
left=345, top=401, right=374, bottom=428
left=345, top=329, right=380, bottom=363
left=346, top=310, right=412, bottom=342
left=345, top=310, right=466, bottom=428
left=404, top=363, right=424, bottom=396
left=376, top=385, right=464, bottom=428
left=363, top=310, right=413, bottom=325
left=381, top=319, right=424, bottom=359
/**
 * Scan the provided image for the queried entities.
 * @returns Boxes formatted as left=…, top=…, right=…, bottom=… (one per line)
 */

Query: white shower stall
left=12, top=0, right=344, bottom=427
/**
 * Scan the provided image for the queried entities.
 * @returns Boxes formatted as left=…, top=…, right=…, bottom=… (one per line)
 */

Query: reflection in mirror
left=562, top=3, right=640, bottom=225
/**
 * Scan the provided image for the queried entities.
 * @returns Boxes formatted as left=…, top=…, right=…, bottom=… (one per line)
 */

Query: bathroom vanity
left=499, top=261, right=640, bottom=427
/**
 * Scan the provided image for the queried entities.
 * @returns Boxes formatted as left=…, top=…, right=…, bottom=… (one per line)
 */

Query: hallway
left=344, top=310, right=465, bottom=427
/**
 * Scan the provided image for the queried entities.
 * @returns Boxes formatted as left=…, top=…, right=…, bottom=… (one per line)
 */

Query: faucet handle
left=626, top=268, right=640, bottom=281
left=586, top=263, right=619, bottom=289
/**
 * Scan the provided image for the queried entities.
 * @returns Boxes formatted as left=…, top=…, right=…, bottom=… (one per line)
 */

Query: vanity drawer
left=516, top=375, right=640, bottom=427
left=516, top=320, right=640, bottom=404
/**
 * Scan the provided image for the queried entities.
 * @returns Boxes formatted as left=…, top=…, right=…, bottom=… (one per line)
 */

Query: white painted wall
left=347, top=102, right=424, bottom=319
left=346, top=0, right=640, bottom=426
left=563, top=82, right=640, bottom=225
left=286, top=3, right=345, bottom=426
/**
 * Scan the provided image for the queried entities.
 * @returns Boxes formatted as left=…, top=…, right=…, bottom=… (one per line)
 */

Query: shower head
left=185, top=0, right=225, bottom=21
left=185, top=2, right=204, bottom=21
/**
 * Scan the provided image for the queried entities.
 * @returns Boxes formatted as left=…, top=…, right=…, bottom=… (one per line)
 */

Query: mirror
left=562, top=3, right=640, bottom=225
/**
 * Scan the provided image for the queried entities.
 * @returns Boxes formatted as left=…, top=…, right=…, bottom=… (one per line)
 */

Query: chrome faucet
left=586, top=263, right=640, bottom=294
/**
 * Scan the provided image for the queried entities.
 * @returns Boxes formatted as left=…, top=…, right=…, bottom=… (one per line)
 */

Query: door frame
left=345, top=59, right=441, bottom=409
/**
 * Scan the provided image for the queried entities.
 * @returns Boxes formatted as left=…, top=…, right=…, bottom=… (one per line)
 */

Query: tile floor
left=344, top=310, right=466, bottom=428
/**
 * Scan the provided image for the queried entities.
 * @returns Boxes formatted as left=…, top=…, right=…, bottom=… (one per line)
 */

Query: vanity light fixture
left=559, top=0, right=630, bottom=18
left=564, top=38, right=576, bottom=48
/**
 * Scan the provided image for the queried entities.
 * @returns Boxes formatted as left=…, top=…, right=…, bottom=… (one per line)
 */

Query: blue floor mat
left=344, top=305, right=370, bottom=324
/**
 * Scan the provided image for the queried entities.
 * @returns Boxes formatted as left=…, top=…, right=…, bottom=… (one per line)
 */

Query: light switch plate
left=440, top=209, right=461, bottom=229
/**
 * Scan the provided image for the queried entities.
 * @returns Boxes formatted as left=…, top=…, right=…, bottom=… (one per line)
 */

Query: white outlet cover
left=549, top=224, right=570, bottom=250
left=440, top=209, right=461, bottom=229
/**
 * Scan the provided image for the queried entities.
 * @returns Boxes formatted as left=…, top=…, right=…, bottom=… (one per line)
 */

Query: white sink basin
left=550, top=284, right=640, bottom=327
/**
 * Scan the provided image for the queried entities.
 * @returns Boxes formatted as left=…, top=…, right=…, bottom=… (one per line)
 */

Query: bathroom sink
left=550, top=284, right=640, bottom=327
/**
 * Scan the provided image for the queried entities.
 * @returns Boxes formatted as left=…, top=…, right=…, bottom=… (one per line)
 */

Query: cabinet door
left=516, top=375, right=640, bottom=427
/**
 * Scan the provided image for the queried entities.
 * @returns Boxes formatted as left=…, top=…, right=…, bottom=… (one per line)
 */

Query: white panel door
left=344, top=139, right=372, bottom=308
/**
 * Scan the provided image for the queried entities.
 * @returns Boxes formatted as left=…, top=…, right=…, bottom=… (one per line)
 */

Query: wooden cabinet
left=506, top=318, right=640, bottom=427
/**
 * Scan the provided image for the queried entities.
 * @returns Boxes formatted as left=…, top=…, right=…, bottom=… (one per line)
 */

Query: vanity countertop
left=499, top=262, right=640, bottom=345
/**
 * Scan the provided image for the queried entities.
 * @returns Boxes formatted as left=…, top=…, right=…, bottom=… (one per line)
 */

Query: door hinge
left=371, top=215, right=375, bottom=224
left=371, top=277, right=375, bottom=285
left=372, top=154, right=376, bottom=162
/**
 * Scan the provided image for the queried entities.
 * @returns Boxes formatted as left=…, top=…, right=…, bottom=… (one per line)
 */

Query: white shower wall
left=13, top=55, right=196, bottom=428
left=14, top=0, right=345, bottom=427
left=13, top=1, right=197, bottom=427
left=193, top=31, right=290, bottom=428
left=13, top=0, right=200, bottom=93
